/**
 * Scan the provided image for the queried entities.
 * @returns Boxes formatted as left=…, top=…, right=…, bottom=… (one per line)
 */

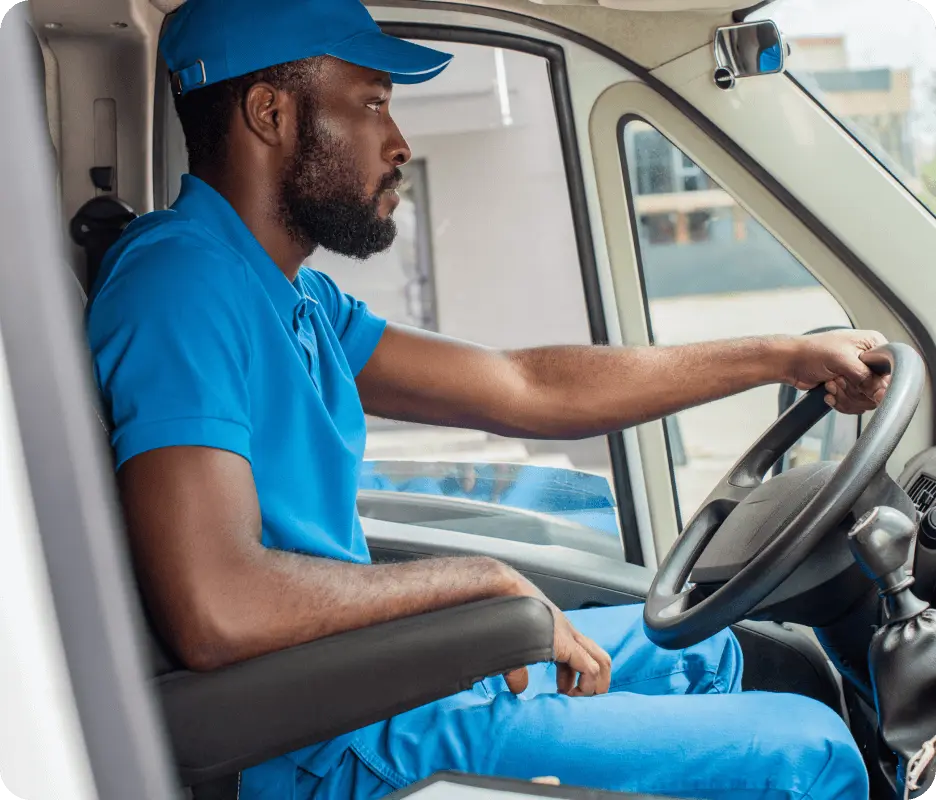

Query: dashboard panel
left=898, top=447, right=936, bottom=603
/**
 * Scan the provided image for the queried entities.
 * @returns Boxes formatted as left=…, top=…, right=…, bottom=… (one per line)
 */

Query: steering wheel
left=644, top=343, right=926, bottom=650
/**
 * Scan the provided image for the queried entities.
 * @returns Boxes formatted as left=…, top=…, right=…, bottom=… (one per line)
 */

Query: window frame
left=399, top=158, right=440, bottom=332
left=617, top=112, right=858, bottom=528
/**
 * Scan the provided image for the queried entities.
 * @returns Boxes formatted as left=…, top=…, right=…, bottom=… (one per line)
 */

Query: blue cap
left=160, top=0, right=453, bottom=96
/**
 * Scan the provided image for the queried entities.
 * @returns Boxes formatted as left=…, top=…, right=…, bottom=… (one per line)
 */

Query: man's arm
left=356, top=325, right=889, bottom=435
left=120, top=445, right=610, bottom=694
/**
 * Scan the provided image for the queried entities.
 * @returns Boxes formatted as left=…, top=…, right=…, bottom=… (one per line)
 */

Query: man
left=87, top=0, right=882, bottom=797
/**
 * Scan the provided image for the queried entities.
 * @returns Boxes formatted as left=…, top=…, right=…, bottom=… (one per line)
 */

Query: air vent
left=908, top=473, right=936, bottom=515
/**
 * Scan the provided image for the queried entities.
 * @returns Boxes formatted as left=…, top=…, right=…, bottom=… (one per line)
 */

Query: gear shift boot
left=849, top=507, right=936, bottom=799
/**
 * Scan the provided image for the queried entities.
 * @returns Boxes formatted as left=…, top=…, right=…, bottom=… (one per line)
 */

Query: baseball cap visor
left=327, top=31, right=453, bottom=84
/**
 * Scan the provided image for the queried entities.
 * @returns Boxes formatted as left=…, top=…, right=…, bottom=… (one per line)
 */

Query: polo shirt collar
left=173, top=174, right=310, bottom=326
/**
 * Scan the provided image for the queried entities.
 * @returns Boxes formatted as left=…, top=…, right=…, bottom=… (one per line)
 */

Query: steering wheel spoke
left=704, top=479, right=758, bottom=510
left=656, top=584, right=705, bottom=620
left=726, top=386, right=831, bottom=490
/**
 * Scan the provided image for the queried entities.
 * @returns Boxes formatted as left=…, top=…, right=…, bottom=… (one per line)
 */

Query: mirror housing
left=713, top=21, right=787, bottom=90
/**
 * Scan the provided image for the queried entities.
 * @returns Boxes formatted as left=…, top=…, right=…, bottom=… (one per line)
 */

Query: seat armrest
left=157, top=596, right=554, bottom=786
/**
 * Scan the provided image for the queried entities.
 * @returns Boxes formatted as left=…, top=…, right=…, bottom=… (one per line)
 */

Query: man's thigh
left=322, top=686, right=865, bottom=800
left=486, top=688, right=866, bottom=800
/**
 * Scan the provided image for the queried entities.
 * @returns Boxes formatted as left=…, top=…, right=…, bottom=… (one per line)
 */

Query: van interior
left=2, top=0, right=936, bottom=798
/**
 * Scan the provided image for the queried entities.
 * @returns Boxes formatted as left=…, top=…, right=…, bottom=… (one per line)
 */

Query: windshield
left=753, top=0, right=936, bottom=217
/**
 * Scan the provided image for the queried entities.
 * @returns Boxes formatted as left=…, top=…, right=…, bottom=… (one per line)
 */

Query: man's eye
left=366, top=100, right=385, bottom=113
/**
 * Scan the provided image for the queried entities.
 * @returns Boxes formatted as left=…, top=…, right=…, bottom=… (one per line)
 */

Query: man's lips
left=378, top=188, right=401, bottom=212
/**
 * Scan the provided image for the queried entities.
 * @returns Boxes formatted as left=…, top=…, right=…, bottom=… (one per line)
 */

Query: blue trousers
left=240, top=604, right=868, bottom=799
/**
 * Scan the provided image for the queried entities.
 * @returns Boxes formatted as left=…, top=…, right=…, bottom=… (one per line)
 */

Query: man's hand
left=501, top=574, right=611, bottom=697
left=784, top=330, right=890, bottom=415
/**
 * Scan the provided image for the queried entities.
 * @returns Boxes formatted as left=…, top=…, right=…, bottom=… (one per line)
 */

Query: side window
left=621, top=121, right=857, bottom=522
left=298, top=44, right=624, bottom=559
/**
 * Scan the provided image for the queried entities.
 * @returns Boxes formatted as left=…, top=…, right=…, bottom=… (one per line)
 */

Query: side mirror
left=773, top=326, right=861, bottom=476
left=713, top=20, right=787, bottom=90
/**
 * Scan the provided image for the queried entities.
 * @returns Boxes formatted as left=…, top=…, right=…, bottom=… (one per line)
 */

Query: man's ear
left=242, top=82, right=294, bottom=149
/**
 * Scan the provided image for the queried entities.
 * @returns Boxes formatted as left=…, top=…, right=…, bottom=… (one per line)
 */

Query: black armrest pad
left=157, top=596, right=554, bottom=785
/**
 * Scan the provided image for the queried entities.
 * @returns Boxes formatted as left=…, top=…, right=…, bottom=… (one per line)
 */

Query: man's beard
left=279, top=102, right=399, bottom=260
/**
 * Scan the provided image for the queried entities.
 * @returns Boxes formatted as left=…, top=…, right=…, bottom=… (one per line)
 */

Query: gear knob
left=849, top=506, right=917, bottom=586
left=849, top=506, right=929, bottom=623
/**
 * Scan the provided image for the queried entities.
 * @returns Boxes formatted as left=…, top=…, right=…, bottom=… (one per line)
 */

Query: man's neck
left=193, top=168, right=311, bottom=283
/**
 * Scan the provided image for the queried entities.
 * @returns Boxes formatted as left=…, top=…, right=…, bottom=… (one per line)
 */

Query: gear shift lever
left=849, top=506, right=929, bottom=623
left=848, top=507, right=936, bottom=799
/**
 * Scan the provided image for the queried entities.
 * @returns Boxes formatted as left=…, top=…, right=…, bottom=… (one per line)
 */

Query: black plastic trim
left=382, top=22, right=645, bottom=565
left=160, top=596, right=554, bottom=784
left=377, top=4, right=936, bottom=437
left=733, top=2, right=775, bottom=23
left=732, top=622, right=843, bottom=714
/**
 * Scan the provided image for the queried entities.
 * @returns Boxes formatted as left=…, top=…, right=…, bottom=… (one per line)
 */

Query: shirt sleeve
left=87, top=231, right=253, bottom=469
left=301, top=269, right=387, bottom=376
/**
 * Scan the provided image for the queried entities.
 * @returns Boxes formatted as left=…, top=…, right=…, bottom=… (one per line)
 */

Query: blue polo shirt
left=87, top=174, right=386, bottom=565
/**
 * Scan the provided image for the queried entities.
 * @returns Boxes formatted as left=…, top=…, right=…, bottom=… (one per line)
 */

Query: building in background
left=793, top=35, right=916, bottom=178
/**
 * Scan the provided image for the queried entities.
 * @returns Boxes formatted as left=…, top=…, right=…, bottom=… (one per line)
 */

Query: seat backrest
left=71, top=263, right=185, bottom=679
left=69, top=206, right=239, bottom=800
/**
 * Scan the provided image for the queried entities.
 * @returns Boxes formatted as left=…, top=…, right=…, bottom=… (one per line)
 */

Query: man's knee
left=564, top=606, right=743, bottom=694
left=686, top=626, right=743, bottom=694
left=814, top=733, right=868, bottom=800
left=749, top=694, right=867, bottom=800
left=800, top=711, right=868, bottom=800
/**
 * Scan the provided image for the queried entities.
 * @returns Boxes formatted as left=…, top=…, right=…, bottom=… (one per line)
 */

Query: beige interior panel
left=30, top=0, right=163, bottom=282
left=377, top=0, right=733, bottom=68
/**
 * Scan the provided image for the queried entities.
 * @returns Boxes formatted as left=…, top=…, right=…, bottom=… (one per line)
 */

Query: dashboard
left=897, top=447, right=936, bottom=603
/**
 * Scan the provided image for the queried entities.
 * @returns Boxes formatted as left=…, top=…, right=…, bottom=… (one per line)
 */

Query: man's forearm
left=502, top=336, right=797, bottom=440
left=359, top=325, right=881, bottom=438
left=182, top=551, right=522, bottom=670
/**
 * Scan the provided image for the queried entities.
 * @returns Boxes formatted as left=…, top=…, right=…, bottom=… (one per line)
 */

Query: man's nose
left=386, top=118, right=412, bottom=167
